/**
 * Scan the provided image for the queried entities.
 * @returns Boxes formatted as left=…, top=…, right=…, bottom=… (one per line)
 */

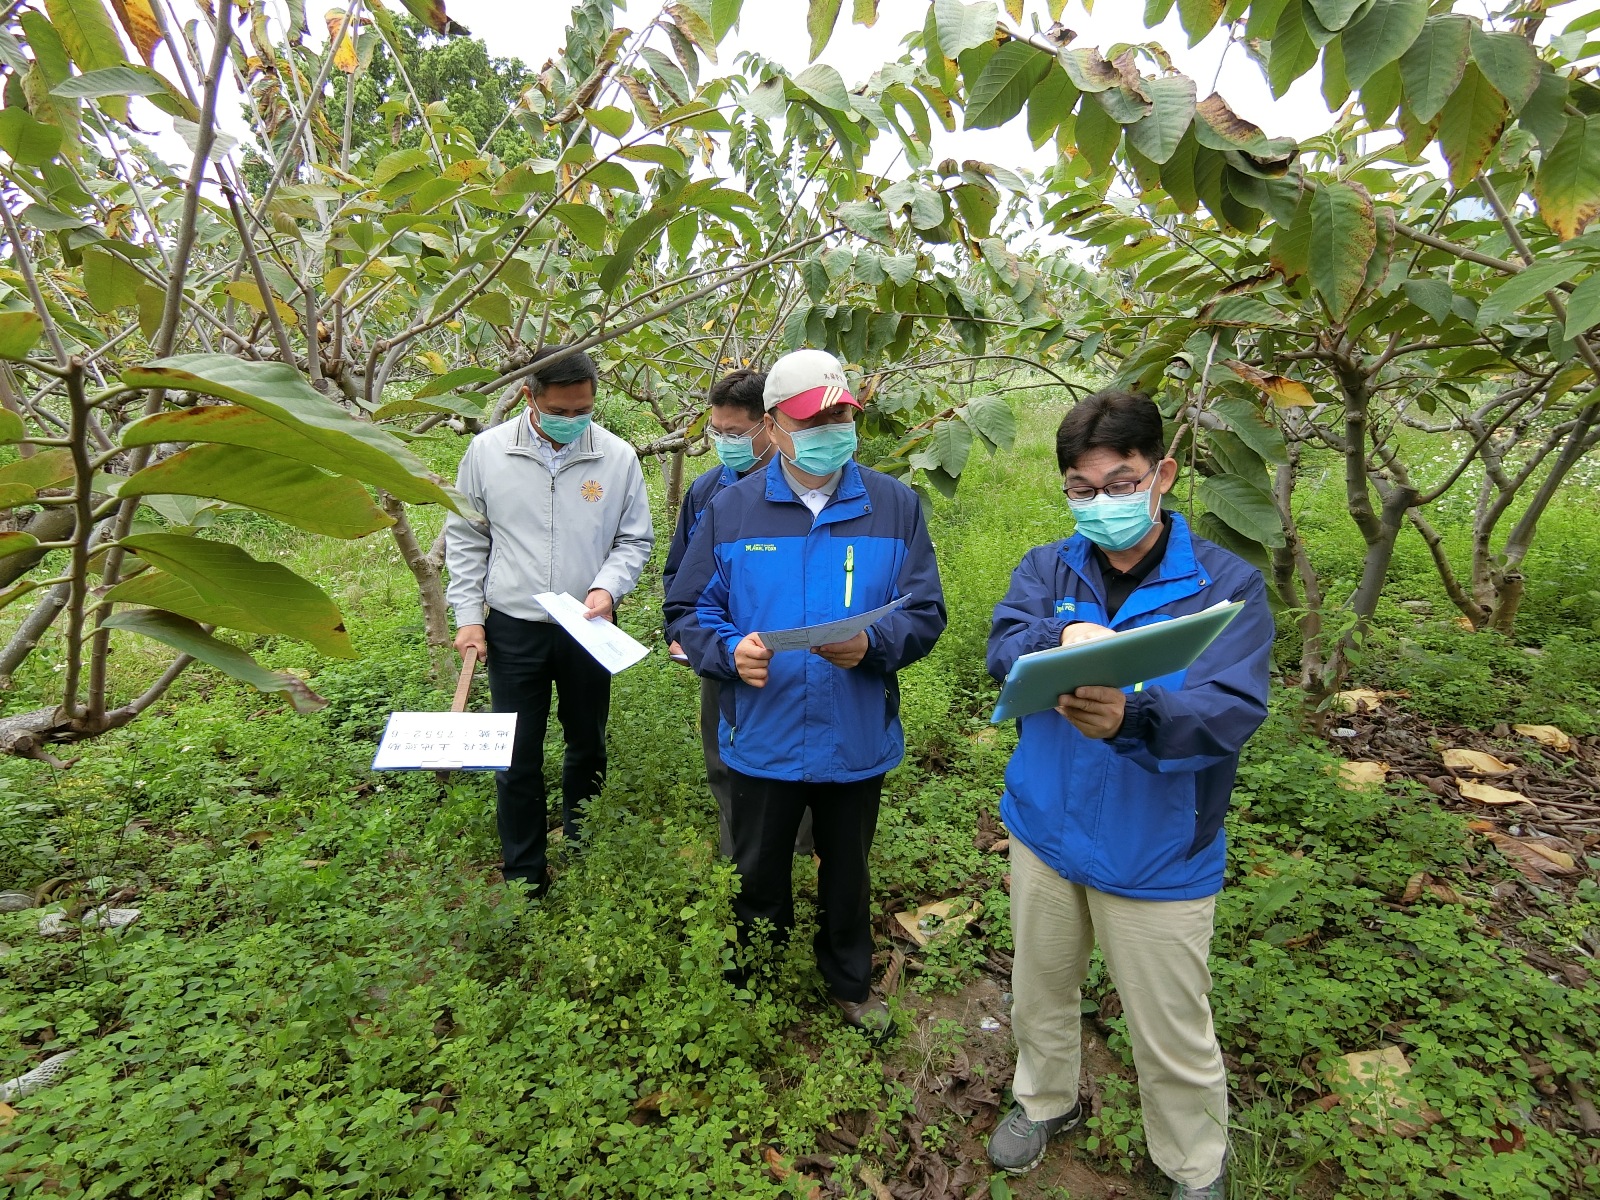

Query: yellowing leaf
left=0, top=1101, right=15, bottom=1125
left=1455, top=779, right=1532, bottom=806
left=1524, top=841, right=1577, bottom=872
left=891, top=898, right=981, bottom=947
left=324, top=8, right=359, bottom=74
left=109, top=0, right=164, bottom=65
left=223, top=280, right=299, bottom=325
left=1331, top=688, right=1383, bottom=713
left=1513, top=724, right=1572, bottom=753
left=1441, top=748, right=1514, bottom=776
left=1339, top=760, right=1388, bottom=790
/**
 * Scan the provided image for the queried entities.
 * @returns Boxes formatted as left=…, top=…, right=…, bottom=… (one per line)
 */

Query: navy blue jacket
left=664, top=458, right=946, bottom=783
left=662, top=461, right=742, bottom=634
left=988, top=513, right=1272, bottom=900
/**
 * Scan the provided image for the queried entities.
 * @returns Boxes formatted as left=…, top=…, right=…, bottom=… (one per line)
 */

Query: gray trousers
left=701, top=676, right=811, bottom=857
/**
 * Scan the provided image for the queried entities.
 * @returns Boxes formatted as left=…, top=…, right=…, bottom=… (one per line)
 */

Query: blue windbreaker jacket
left=988, top=512, right=1273, bottom=900
left=661, top=462, right=741, bottom=634
left=664, top=458, right=947, bottom=783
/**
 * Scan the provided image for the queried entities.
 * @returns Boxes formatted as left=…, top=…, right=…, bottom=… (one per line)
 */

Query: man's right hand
left=455, top=623, right=488, bottom=662
left=734, top=632, right=772, bottom=687
left=1060, top=621, right=1114, bottom=648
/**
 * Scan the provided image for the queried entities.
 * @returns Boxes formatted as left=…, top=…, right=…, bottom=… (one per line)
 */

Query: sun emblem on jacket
left=580, top=479, right=604, bottom=503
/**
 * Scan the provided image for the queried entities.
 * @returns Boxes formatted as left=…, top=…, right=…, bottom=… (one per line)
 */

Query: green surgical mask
left=532, top=398, right=592, bottom=444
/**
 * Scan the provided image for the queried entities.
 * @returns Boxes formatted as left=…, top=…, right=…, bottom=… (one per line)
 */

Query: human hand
left=1055, top=684, right=1126, bottom=739
left=668, top=639, right=691, bottom=666
left=735, top=632, right=773, bottom=687
left=1060, top=621, right=1114, bottom=647
left=454, top=623, right=488, bottom=662
left=813, top=630, right=869, bottom=669
left=583, top=588, right=615, bottom=622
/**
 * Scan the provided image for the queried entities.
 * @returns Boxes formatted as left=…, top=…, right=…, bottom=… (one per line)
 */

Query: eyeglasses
left=1062, top=464, right=1157, bottom=503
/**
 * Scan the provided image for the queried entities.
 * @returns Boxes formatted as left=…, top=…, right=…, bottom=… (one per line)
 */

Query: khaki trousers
left=1009, top=838, right=1228, bottom=1188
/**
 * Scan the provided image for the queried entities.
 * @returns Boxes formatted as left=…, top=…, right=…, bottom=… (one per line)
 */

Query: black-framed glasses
left=1062, top=464, right=1157, bottom=502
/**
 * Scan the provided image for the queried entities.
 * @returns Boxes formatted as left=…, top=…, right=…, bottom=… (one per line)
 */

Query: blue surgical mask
left=1069, top=488, right=1159, bottom=552
left=783, top=422, right=857, bottom=476
left=712, top=431, right=761, bottom=474
left=532, top=399, right=591, bottom=444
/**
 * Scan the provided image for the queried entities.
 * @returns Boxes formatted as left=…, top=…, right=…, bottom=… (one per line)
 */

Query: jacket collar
left=762, top=457, right=871, bottom=525
left=1059, top=510, right=1209, bottom=627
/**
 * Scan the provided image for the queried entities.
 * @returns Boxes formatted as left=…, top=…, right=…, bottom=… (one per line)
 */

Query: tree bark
left=381, top=492, right=452, bottom=677
left=666, top=448, right=686, bottom=517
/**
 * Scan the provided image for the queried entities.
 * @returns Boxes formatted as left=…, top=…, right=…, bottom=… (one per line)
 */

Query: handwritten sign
left=371, top=712, right=517, bottom=771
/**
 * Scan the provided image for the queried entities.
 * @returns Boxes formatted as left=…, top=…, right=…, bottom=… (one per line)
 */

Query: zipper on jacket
left=844, top=543, right=854, bottom=609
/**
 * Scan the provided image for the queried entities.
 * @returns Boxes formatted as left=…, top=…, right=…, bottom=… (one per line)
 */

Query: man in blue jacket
left=983, top=390, right=1272, bottom=1199
left=664, top=349, right=946, bottom=1041
left=662, top=369, right=810, bottom=860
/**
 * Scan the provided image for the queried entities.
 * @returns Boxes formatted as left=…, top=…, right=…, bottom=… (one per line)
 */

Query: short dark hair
left=1056, top=389, right=1165, bottom=473
left=708, top=369, right=766, bottom=421
left=528, top=344, right=599, bottom=398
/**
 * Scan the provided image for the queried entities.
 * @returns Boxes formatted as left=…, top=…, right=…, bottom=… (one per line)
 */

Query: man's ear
left=1156, top=455, right=1180, bottom=494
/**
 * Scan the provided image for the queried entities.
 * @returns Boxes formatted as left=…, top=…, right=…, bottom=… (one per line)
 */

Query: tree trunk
left=381, top=493, right=452, bottom=678
left=666, top=448, right=686, bottom=516
left=1488, top=571, right=1524, bottom=635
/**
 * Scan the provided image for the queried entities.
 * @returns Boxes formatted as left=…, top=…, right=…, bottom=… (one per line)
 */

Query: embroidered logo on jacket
left=1054, top=599, right=1077, bottom=616
left=743, top=542, right=778, bottom=552
left=580, top=480, right=604, bottom=502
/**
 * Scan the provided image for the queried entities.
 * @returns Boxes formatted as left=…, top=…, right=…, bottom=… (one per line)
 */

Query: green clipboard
left=990, top=601, right=1245, bottom=723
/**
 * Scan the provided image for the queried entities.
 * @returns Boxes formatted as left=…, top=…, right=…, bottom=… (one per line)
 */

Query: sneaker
left=831, top=994, right=893, bottom=1045
left=1170, top=1169, right=1226, bottom=1200
left=986, top=1102, right=1082, bottom=1174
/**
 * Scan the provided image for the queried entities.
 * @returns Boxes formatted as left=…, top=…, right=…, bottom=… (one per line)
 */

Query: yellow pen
left=844, top=544, right=854, bottom=609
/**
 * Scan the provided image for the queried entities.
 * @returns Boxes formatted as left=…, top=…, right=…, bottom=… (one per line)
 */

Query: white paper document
left=372, top=712, right=518, bottom=771
left=534, top=591, right=651, bottom=673
left=757, top=594, right=910, bottom=653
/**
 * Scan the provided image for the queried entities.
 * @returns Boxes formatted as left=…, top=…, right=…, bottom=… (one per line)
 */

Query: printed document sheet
left=372, top=712, right=517, bottom=770
left=534, top=591, right=651, bottom=673
left=758, top=595, right=909, bottom=653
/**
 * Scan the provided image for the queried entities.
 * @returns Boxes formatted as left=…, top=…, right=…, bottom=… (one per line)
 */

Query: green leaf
left=1176, top=0, right=1224, bottom=48
left=1211, top=394, right=1287, bottom=465
left=1398, top=15, right=1470, bottom=125
left=1124, top=74, right=1196, bottom=165
left=713, top=0, right=744, bottom=39
left=45, top=0, right=130, bottom=122
left=467, top=291, right=513, bottom=326
left=0, top=483, right=36, bottom=509
left=1402, top=278, right=1454, bottom=325
left=0, top=311, right=45, bottom=361
left=598, top=178, right=688, bottom=293
left=397, top=0, right=469, bottom=35
left=789, top=63, right=851, bottom=112
left=50, top=63, right=196, bottom=120
left=82, top=246, right=144, bottom=312
left=930, top=417, right=973, bottom=475
left=372, top=393, right=485, bottom=421
left=1308, top=182, right=1375, bottom=320
left=1534, top=115, right=1600, bottom=241
left=111, top=532, right=353, bottom=657
left=1468, top=25, right=1539, bottom=113
left=1269, top=189, right=1313, bottom=279
left=1519, top=66, right=1570, bottom=152
left=1267, top=0, right=1319, bottom=99
left=1075, top=89, right=1121, bottom=173
left=964, top=41, right=1053, bottom=129
left=119, top=444, right=394, bottom=539
left=100, top=609, right=328, bottom=713
left=550, top=203, right=607, bottom=251
left=1196, top=473, right=1285, bottom=546
left=963, top=393, right=1015, bottom=450
left=583, top=105, right=633, bottom=138
left=373, top=147, right=431, bottom=188
left=1307, top=0, right=1364, bottom=31
left=1026, top=67, right=1078, bottom=148
left=0, top=410, right=26, bottom=443
left=835, top=199, right=892, bottom=244
left=1474, top=258, right=1588, bottom=329
left=933, top=0, right=996, bottom=59
left=0, top=449, right=72, bottom=490
left=1339, top=0, right=1427, bottom=90
left=807, top=0, right=842, bottom=60
left=1563, top=272, right=1600, bottom=341
left=1437, top=64, right=1507, bottom=188
left=120, top=357, right=468, bottom=511
left=0, top=108, right=64, bottom=165
left=415, top=367, right=497, bottom=398
left=0, top=531, right=39, bottom=560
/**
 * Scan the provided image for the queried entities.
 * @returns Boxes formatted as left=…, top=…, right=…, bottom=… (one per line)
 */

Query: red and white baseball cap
left=763, top=349, right=862, bottom=419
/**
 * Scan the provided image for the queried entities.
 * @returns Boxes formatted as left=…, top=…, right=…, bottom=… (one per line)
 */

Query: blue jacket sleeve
left=987, top=546, right=1073, bottom=683
left=661, top=484, right=700, bottom=639
left=662, top=495, right=741, bottom=681
left=1108, top=571, right=1274, bottom=774
left=859, top=496, right=947, bottom=674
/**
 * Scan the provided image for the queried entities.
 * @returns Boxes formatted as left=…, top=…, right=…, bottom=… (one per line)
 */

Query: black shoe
left=831, top=994, right=893, bottom=1045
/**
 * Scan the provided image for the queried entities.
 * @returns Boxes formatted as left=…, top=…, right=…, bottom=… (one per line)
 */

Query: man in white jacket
left=445, top=346, right=654, bottom=895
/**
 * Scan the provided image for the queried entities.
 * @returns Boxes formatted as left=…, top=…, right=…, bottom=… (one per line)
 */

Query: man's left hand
left=1056, top=685, right=1126, bottom=739
left=814, top=631, right=869, bottom=669
left=583, top=588, right=615, bottom=622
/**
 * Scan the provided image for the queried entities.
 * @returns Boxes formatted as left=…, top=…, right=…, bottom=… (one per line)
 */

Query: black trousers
left=485, top=609, right=610, bottom=885
left=727, top=769, right=884, bottom=1003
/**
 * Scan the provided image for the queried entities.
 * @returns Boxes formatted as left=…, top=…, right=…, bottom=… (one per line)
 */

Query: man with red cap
left=664, top=348, right=946, bottom=1041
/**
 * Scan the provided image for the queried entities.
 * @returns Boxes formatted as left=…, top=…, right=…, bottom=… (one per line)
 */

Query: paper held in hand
left=757, top=594, right=910, bottom=654
left=534, top=591, right=651, bottom=673
left=990, top=600, right=1245, bottom=724
left=372, top=712, right=517, bottom=771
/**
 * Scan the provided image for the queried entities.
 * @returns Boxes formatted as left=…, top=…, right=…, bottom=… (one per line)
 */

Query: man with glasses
left=662, top=369, right=812, bottom=858
left=983, top=390, right=1273, bottom=1199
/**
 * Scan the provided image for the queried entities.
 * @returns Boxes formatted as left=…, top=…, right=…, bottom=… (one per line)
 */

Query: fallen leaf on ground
left=1402, top=872, right=1424, bottom=903
left=1323, top=1046, right=1440, bottom=1135
left=1486, top=831, right=1580, bottom=880
left=1332, top=688, right=1384, bottom=713
left=761, top=1146, right=789, bottom=1182
left=989, top=837, right=1009, bottom=855
left=891, top=898, right=982, bottom=948
left=0, top=1102, right=15, bottom=1125
left=856, top=1165, right=892, bottom=1200
left=301, top=859, right=331, bottom=868
left=1339, top=760, right=1388, bottom=789
left=1523, top=841, right=1578, bottom=871
left=1456, top=779, right=1533, bottom=806
left=1442, top=748, right=1516, bottom=776
left=1513, top=724, right=1572, bottom=752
